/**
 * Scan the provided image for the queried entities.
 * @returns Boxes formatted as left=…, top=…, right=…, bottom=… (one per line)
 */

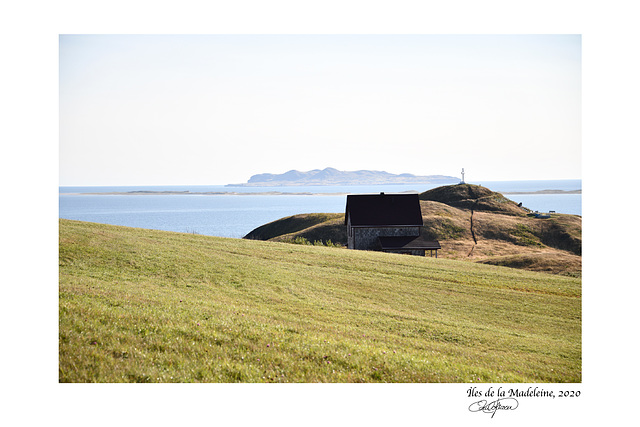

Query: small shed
left=378, top=235, right=441, bottom=257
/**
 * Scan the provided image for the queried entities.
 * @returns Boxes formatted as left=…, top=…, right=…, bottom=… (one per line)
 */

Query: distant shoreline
left=500, top=189, right=581, bottom=195
left=66, top=189, right=581, bottom=196
left=70, top=191, right=350, bottom=196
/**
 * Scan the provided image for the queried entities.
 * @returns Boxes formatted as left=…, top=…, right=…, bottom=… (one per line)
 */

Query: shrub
left=282, top=237, right=342, bottom=247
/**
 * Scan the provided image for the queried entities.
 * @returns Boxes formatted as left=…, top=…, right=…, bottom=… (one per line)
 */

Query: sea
left=59, top=180, right=581, bottom=238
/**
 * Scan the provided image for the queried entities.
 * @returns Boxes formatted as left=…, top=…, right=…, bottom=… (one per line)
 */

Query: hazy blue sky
left=59, top=34, right=581, bottom=185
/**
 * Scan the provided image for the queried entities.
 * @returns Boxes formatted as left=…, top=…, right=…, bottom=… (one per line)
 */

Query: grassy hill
left=59, top=219, right=581, bottom=383
left=419, top=183, right=524, bottom=215
left=244, top=213, right=344, bottom=243
left=244, top=184, right=582, bottom=276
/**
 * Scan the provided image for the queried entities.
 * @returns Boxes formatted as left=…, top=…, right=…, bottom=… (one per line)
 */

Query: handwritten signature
left=468, top=398, right=519, bottom=418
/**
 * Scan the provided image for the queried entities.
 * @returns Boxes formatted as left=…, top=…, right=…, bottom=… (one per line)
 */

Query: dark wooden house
left=345, top=192, right=440, bottom=257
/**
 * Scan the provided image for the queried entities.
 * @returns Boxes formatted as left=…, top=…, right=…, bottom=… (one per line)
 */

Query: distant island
left=227, top=167, right=459, bottom=187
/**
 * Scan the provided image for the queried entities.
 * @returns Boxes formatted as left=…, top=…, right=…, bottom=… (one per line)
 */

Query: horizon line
left=59, top=177, right=583, bottom=187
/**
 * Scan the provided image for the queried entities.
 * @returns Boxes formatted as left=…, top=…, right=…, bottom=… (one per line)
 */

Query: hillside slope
left=60, top=219, right=581, bottom=383
left=244, top=184, right=582, bottom=275
left=418, top=185, right=581, bottom=275
left=244, top=213, right=343, bottom=241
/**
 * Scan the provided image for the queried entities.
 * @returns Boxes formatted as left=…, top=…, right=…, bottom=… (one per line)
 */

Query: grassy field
left=59, top=219, right=581, bottom=383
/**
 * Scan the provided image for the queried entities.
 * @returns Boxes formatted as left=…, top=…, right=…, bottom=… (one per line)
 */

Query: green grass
left=421, top=219, right=467, bottom=240
left=511, top=223, right=545, bottom=247
left=59, top=219, right=581, bottom=383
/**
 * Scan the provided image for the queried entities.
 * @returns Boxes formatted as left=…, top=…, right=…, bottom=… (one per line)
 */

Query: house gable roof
left=345, top=193, right=424, bottom=227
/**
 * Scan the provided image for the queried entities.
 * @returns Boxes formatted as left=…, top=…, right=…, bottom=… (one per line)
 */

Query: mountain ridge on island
left=228, top=167, right=459, bottom=187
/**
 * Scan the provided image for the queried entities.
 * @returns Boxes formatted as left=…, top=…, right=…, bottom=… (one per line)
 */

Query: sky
left=59, top=34, right=581, bottom=186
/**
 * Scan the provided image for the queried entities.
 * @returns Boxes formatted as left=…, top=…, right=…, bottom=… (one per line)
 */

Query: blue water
left=59, top=180, right=581, bottom=238
left=60, top=183, right=445, bottom=194
left=59, top=194, right=347, bottom=238
left=59, top=180, right=582, bottom=195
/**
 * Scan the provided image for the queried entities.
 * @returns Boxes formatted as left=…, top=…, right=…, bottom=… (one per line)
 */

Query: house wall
left=351, top=226, right=420, bottom=251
